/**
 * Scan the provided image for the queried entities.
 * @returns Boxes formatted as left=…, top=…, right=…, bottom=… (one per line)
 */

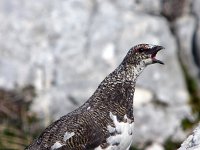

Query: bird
left=26, top=44, right=164, bottom=150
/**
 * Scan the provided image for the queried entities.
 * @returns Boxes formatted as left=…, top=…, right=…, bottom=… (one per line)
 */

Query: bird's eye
left=138, top=48, right=144, bottom=52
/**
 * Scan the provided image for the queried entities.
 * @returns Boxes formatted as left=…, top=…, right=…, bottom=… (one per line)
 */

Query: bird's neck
left=97, top=62, right=146, bottom=98
left=105, top=60, right=146, bottom=85
left=116, top=62, right=145, bottom=82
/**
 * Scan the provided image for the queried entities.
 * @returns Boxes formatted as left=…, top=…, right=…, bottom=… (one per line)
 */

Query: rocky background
left=178, top=124, right=200, bottom=150
left=0, top=0, right=200, bottom=149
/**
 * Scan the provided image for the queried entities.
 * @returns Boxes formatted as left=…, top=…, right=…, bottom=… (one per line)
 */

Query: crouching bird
left=26, top=44, right=164, bottom=150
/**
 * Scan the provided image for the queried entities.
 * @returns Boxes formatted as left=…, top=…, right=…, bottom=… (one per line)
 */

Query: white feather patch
left=107, top=125, right=116, bottom=134
left=63, top=132, right=75, bottom=142
left=107, top=112, right=134, bottom=147
left=94, top=112, right=134, bottom=150
left=51, top=141, right=63, bottom=150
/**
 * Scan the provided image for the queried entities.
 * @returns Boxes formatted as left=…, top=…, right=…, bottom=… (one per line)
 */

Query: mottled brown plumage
left=26, top=44, right=164, bottom=150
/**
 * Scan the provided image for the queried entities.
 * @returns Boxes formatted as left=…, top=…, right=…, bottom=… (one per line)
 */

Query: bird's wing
left=26, top=108, right=109, bottom=150
left=58, top=110, right=109, bottom=150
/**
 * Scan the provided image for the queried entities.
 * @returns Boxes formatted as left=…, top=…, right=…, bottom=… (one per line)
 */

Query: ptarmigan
left=26, top=44, right=164, bottom=150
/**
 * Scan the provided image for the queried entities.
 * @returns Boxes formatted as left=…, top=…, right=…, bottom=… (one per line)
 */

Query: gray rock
left=192, top=0, right=200, bottom=19
left=193, top=24, right=200, bottom=70
left=131, top=0, right=162, bottom=15
left=174, top=15, right=200, bottom=89
left=97, top=0, right=162, bottom=15
left=178, top=124, right=200, bottom=150
left=145, top=143, right=164, bottom=150
left=162, top=0, right=191, bottom=21
left=174, top=15, right=197, bottom=74
left=192, top=0, right=200, bottom=71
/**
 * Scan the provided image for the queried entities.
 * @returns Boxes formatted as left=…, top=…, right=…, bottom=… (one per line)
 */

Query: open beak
left=146, top=45, right=164, bottom=65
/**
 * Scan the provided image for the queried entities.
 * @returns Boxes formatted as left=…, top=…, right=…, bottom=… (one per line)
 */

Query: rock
left=162, top=0, right=191, bottom=21
left=134, top=103, right=191, bottom=144
left=146, top=143, right=164, bottom=150
left=106, top=0, right=162, bottom=15
left=134, top=87, right=153, bottom=108
left=178, top=124, right=200, bottom=150
left=192, top=0, right=200, bottom=70
left=0, top=0, right=93, bottom=90
left=174, top=15, right=200, bottom=90
left=192, top=0, right=200, bottom=19
left=193, top=24, right=200, bottom=70
left=174, top=15, right=200, bottom=98
left=131, top=0, right=162, bottom=15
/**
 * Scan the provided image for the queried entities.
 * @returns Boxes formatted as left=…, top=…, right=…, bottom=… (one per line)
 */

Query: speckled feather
left=26, top=44, right=164, bottom=150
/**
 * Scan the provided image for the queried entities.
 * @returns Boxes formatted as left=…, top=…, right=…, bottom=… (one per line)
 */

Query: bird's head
left=122, top=44, right=164, bottom=67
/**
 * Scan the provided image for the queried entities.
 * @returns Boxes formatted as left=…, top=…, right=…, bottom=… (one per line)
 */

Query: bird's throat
left=118, top=61, right=146, bottom=82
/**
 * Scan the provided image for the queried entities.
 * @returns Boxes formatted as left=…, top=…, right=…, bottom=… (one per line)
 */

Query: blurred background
left=0, top=0, right=200, bottom=149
